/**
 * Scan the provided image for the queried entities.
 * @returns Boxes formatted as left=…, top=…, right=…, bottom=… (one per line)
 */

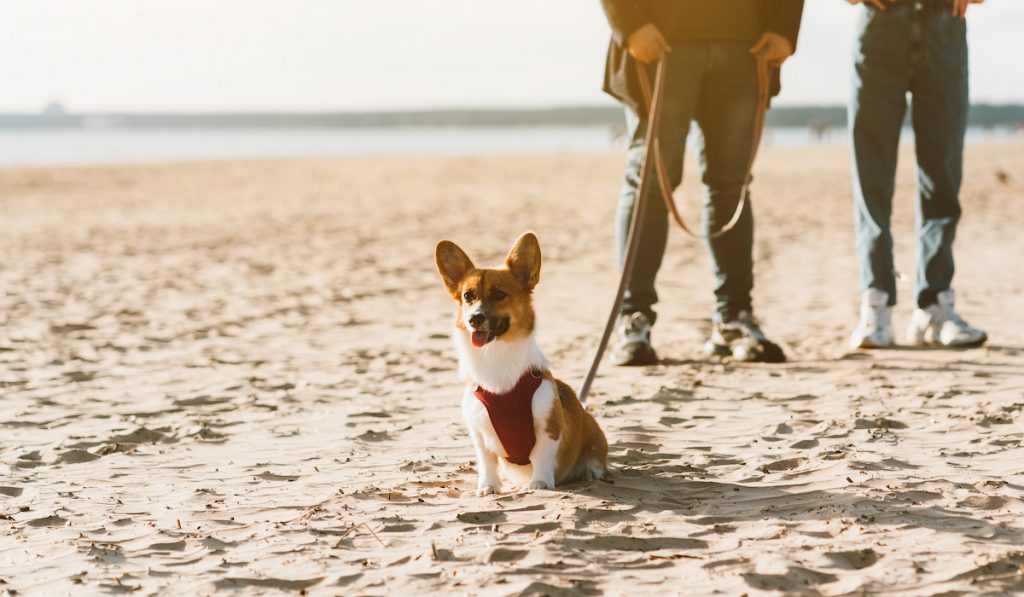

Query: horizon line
left=2, top=102, right=1024, bottom=117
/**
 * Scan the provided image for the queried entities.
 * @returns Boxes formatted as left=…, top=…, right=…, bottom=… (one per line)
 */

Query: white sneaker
left=906, top=289, right=987, bottom=348
left=850, top=288, right=893, bottom=349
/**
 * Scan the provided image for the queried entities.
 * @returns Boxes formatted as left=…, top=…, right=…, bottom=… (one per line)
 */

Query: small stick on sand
left=361, top=523, right=386, bottom=548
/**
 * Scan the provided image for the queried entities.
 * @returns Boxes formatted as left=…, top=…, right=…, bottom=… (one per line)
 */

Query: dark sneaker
left=704, top=310, right=785, bottom=363
left=610, top=312, right=658, bottom=366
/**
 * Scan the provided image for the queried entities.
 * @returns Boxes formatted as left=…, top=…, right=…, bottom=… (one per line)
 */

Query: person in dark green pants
left=599, top=0, right=804, bottom=365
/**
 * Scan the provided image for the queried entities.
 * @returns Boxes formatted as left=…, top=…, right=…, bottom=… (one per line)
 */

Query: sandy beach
left=2, top=142, right=1023, bottom=595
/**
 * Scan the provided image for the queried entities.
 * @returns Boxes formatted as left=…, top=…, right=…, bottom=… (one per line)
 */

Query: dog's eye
left=463, top=291, right=476, bottom=303
left=491, top=289, right=507, bottom=301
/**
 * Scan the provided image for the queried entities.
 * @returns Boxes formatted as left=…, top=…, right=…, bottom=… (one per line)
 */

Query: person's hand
left=953, top=0, right=985, bottom=18
left=750, top=32, right=794, bottom=67
left=626, top=23, right=671, bottom=64
left=845, top=0, right=895, bottom=10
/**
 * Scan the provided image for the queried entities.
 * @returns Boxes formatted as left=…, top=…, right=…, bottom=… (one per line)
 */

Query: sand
left=1, top=142, right=1023, bottom=596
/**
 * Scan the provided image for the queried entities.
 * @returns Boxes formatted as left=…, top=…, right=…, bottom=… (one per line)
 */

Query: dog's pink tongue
left=471, top=331, right=490, bottom=348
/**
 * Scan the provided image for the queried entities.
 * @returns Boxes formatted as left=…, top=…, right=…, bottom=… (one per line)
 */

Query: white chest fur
left=453, top=333, right=548, bottom=394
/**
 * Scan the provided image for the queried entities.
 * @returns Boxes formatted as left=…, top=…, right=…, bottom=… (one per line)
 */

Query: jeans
left=850, top=2, right=968, bottom=308
left=616, top=41, right=759, bottom=324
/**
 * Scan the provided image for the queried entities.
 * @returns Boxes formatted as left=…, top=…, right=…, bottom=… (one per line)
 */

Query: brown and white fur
left=435, top=232, right=608, bottom=495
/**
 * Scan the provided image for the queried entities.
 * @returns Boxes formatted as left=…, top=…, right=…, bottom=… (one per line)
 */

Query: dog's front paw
left=476, top=485, right=500, bottom=496
left=529, top=480, right=553, bottom=490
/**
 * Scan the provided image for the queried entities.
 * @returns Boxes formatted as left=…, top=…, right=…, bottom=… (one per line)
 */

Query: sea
left=0, top=126, right=1018, bottom=166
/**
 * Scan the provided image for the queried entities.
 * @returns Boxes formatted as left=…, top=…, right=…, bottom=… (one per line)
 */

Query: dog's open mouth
left=470, top=318, right=509, bottom=348
left=470, top=331, right=493, bottom=347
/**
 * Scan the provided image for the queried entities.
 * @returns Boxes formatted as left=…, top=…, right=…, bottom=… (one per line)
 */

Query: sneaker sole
left=852, top=337, right=893, bottom=350
left=704, top=340, right=786, bottom=363
left=907, top=335, right=988, bottom=349
left=703, top=341, right=730, bottom=357
left=610, top=344, right=659, bottom=367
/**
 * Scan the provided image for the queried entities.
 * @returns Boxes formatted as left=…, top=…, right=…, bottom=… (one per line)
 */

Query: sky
left=2, top=0, right=1022, bottom=113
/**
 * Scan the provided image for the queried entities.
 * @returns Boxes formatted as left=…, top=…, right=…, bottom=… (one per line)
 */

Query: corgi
left=434, top=232, right=608, bottom=495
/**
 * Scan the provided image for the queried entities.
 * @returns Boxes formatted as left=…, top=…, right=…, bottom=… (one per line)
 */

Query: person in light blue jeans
left=847, top=0, right=987, bottom=349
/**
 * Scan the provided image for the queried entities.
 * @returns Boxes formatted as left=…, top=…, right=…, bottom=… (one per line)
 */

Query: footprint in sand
left=789, top=439, right=818, bottom=449
left=759, top=457, right=805, bottom=473
left=214, top=577, right=324, bottom=591
left=743, top=566, right=838, bottom=591
left=509, top=521, right=562, bottom=534
left=956, top=495, right=1011, bottom=510
left=484, top=547, right=529, bottom=563
left=557, top=535, right=708, bottom=552
left=26, top=515, right=67, bottom=527
left=53, top=449, right=101, bottom=465
left=380, top=522, right=418, bottom=533
left=949, top=552, right=1024, bottom=588
left=825, top=548, right=880, bottom=570
left=456, top=509, right=506, bottom=524
left=854, top=417, right=908, bottom=430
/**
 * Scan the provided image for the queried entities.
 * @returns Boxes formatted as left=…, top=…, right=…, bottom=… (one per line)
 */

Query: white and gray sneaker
left=906, top=289, right=987, bottom=348
left=850, top=288, right=894, bottom=349
left=610, top=311, right=658, bottom=366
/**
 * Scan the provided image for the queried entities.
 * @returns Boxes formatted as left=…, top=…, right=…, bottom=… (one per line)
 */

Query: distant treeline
left=2, top=104, right=1023, bottom=129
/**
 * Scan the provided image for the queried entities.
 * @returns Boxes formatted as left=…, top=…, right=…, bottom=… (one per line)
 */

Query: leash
left=578, top=50, right=771, bottom=407
left=640, top=51, right=771, bottom=240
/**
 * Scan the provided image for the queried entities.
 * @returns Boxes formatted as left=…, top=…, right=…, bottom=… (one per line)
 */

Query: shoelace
left=630, top=312, right=650, bottom=331
left=729, top=313, right=765, bottom=340
left=618, top=314, right=650, bottom=343
left=939, top=306, right=968, bottom=327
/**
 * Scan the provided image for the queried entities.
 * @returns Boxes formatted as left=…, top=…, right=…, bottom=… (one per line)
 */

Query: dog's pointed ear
left=505, top=232, right=541, bottom=291
left=435, top=240, right=475, bottom=298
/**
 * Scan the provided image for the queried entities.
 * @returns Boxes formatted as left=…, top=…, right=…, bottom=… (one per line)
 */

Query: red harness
left=473, top=370, right=544, bottom=465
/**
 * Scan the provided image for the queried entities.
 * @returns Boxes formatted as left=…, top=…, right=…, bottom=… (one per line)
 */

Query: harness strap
left=474, top=369, right=544, bottom=465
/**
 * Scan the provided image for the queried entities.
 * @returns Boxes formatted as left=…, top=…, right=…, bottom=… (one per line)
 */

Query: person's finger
left=634, top=45, right=656, bottom=64
left=750, top=34, right=768, bottom=54
left=768, top=45, right=787, bottom=67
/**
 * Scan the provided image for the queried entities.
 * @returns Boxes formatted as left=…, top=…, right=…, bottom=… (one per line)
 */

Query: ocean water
left=0, top=125, right=1017, bottom=166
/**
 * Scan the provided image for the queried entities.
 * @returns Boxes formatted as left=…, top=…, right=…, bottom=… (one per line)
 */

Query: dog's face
left=435, top=232, right=541, bottom=348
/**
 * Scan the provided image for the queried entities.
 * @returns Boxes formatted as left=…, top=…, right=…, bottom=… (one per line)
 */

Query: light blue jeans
left=850, top=2, right=968, bottom=308
left=616, top=41, right=759, bottom=324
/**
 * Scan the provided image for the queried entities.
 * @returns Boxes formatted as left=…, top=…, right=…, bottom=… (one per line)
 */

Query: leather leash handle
left=578, top=56, right=668, bottom=407
left=578, top=50, right=771, bottom=407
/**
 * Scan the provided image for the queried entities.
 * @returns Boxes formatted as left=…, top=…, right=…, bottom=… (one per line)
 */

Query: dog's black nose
left=468, top=313, right=486, bottom=329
